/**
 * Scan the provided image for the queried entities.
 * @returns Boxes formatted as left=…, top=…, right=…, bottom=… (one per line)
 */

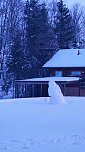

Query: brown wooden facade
left=48, top=67, right=85, bottom=77
left=45, top=67, right=85, bottom=96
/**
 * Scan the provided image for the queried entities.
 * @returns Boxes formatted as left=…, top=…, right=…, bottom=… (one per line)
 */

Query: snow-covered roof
left=16, top=76, right=80, bottom=82
left=43, top=49, right=85, bottom=68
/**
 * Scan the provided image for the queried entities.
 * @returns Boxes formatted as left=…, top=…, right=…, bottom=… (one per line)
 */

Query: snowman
left=48, top=81, right=66, bottom=104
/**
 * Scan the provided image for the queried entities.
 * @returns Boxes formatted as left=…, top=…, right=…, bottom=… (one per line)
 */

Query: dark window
left=55, top=71, right=62, bottom=77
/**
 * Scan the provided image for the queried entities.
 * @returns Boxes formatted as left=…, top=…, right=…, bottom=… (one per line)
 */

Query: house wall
left=65, top=87, right=80, bottom=96
left=49, top=67, right=85, bottom=78
left=47, top=67, right=85, bottom=96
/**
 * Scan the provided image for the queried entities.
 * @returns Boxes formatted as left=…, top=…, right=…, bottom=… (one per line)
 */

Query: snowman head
left=48, top=81, right=56, bottom=87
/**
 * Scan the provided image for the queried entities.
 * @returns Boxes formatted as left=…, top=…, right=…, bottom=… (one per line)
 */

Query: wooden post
left=41, top=83, right=42, bottom=97
left=25, top=84, right=28, bottom=98
left=15, top=83, right=18, bottom=98
left=32, top=84, right=35, bottom=97
left=79, top=80, right=81, bottom=96
left=63, top=83, right=67, bottom=96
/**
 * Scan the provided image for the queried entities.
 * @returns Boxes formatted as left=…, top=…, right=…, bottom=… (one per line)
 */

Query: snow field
left=0, top=97, right=85, bottom=152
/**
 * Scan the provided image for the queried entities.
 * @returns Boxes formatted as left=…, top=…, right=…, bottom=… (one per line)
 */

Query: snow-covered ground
left=0, top=97, right=85, bottom=152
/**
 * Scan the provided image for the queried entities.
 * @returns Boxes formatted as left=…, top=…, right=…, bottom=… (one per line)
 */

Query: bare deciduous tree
left=71, top=3, right=85, bottom=48
left=0, top=0, right=24, bottom=93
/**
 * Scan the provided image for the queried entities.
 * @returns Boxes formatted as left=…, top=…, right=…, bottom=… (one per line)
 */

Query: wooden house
left=43, top=49, right=85, bottom=96
left=43, top=49, right=85, bottom=77
left=15, top=49, right=85, bottom=98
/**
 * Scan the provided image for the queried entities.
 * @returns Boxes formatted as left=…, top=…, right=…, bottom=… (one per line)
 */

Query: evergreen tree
left=24, top=0, right=53, bottom=78
left=54, top=0, right=74, bottom=49
left=7, top=29, right=24, bottom=80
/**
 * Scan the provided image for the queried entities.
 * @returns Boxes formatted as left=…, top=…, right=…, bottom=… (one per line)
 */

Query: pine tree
left=7, top=29, right=24, bottom=80
left=24, top=0, right=53, bottom=78
left=55, top=0, right=74, bottom=49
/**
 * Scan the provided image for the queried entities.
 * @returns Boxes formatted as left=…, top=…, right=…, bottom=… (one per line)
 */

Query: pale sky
left=44, top=0, right=85, bottom=8
left=64, top=0, right=85, bottom=8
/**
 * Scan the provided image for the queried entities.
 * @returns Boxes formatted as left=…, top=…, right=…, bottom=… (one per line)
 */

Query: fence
left=14, top=80, right=72, bottom=98
left=14, top=81, right=49, bottom=98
